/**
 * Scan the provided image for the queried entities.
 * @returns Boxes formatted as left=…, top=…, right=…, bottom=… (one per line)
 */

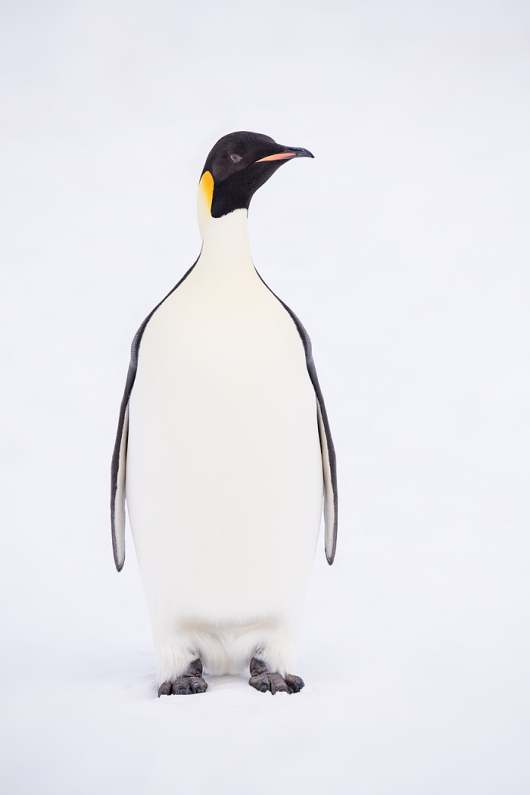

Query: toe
left=249, top=675, right=270, bottom=693
left=158, top=681, right=173, bottom=697
left=171, top=679, right=191, bottom=695
left=285, top=674, right=305, bottom=694
left=270, top=674, right=289, bottom=695
left=189, top=677, right=208, bottom=694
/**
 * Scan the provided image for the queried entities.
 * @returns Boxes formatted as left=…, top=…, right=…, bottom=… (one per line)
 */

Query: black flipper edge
left=110, top=258, right=199, bottom=572
left=256, top=273, right=338, bottom=564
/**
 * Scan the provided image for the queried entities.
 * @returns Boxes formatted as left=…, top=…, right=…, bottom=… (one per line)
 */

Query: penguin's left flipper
left=249, top=657, right=305, bottom=695
left=268, top=292, right=338, bottom=564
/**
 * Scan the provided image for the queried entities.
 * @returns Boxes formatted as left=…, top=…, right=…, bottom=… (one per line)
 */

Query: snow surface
left=1, top=1, right=529, bottom=793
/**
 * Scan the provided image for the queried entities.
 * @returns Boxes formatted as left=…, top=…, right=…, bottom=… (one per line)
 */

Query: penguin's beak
left=255, top=146, right=314, bottom=163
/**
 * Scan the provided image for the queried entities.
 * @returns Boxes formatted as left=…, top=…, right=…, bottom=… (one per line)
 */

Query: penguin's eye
left=229, top=154, right=243, bottom=163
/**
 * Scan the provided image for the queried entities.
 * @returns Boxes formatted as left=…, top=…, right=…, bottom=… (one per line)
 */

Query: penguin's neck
left=197, top=209, right=254, bottom=277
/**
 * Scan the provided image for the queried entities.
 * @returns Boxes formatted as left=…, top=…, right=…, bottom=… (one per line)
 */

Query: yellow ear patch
left=199, top=170, right=214, bottom=213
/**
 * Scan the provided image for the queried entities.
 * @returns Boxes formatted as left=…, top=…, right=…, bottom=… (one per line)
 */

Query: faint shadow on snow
left=85, top=649, right=315, bottom=705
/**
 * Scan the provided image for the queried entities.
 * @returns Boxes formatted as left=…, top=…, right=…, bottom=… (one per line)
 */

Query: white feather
left=126, top=209, right=323, bottom=682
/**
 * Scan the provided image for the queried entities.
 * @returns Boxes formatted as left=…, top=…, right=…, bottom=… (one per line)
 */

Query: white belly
left=126, top=249, right=323, bottom=674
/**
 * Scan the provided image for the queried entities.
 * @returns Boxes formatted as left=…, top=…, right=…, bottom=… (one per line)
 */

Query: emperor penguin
left=111, top=131, right=337, bottom=696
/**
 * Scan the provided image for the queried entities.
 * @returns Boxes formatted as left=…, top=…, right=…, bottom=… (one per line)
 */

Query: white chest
left=125, top=211, right=323, bottom=627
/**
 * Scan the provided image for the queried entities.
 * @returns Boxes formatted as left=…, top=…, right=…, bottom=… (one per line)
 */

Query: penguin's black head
left=198, top=131, right=314, bottom=222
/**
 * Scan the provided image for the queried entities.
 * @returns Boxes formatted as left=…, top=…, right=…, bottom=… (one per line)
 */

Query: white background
left=1, top=1, right=529, bottom=792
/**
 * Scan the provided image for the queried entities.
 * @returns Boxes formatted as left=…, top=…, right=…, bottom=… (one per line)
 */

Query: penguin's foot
left=157, top=658, right=208, bottom=697
left=248, top=657, right=305, bottom=695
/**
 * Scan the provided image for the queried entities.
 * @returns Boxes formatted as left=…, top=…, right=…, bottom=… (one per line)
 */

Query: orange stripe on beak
left=255, top=152, right=298, bottom=163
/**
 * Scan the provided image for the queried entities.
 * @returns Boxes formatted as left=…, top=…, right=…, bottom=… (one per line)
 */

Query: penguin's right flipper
left=111, top=340, right=141, bottom=571
left=110, top=259, right=199, bottom=572
left=110, top=320, right=153, bottom=571
left=111, top=349, right=140, bottom=571
left=111, top=403, right=128, bottom=571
